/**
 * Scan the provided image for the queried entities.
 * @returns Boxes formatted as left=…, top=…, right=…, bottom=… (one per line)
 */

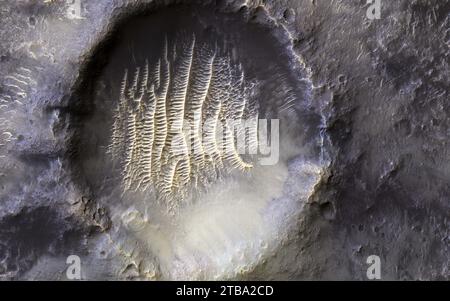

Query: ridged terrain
left=109, top=35, right=258, bottom=203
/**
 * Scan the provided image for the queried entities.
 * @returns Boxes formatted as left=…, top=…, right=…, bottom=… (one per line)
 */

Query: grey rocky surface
left=0, top=0, right=448, bottom=280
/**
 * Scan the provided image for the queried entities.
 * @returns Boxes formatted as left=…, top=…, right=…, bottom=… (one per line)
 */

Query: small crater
left=319, top=201, right=336, bottom=220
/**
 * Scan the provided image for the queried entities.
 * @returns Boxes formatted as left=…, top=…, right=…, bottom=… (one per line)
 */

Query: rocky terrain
left=0, top=0, right=448, bottom=280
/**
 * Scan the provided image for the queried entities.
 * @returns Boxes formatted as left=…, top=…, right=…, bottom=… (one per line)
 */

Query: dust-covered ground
left=0, top=0, right=448, bottom=280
